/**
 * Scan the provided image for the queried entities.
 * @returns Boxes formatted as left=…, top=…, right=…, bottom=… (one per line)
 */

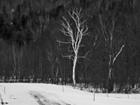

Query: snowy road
left=30, top=91, right=70, bottom=105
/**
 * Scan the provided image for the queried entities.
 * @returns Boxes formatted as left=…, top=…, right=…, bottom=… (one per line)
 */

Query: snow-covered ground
left=0, top=83, right=140, bottom=105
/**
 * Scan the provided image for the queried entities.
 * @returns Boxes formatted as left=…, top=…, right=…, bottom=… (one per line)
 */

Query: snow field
left=0, top=83, right=140, bottom=105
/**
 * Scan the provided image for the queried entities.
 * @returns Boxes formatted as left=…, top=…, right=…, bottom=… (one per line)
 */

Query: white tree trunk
left=72, top=55, right=78, bottom=86
left=60, top=8, right=88, bottom=86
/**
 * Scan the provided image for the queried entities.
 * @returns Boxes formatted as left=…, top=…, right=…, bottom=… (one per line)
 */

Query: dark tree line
left=0, top=0, right=139, bottom=92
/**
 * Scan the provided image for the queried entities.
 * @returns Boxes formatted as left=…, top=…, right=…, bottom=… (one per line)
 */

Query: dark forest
left=0, top=0, right=140, bottom=93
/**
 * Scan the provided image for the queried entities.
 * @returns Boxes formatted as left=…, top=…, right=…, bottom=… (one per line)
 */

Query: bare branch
left=56, top=40, right=71, bottom=44
left=69, top=9, right=81, bottom=31
left=78, top=56, right=87, bottom=59
left=99, top=14, right=107, bottom=42
left=78, top=50, right=91, bottom=59
left=59, top=28, right=71, bottom=37
left=60, top=8, right=88, bottom=59
left=113, top=44, right=125, bottom=64
left=61, top=17, right=73, bottom=35
left=81, top=25, right=88, bottom=36
left=61, top=16, right=75, bottom=50
left=62, top=55, right=73, bottom=60
left=81, top=19, right=87, bottom=25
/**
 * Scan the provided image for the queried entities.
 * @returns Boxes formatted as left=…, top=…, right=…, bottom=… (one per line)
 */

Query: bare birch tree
left=58, top=8, right=88, bottom=86
left=98, top=0, right=125, bottom=92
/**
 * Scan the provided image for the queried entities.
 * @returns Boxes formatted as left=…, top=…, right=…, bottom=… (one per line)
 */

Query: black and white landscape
left=0, top=0, right=140, bottom=105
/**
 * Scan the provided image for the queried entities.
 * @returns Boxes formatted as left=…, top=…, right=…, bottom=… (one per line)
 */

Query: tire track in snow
left=29, top=91, right=71, bottom=105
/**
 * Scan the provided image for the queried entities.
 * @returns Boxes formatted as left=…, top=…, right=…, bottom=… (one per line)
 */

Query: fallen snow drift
left=0, top=83, right=140, bottom=105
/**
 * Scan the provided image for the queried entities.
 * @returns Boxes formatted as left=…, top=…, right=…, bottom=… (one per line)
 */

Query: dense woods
left=0, top=0, right=140, bottom=92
